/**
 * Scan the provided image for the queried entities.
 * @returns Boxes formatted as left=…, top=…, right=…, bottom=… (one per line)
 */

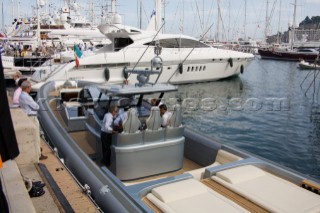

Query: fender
left=104, top=67, right=110, bottom=81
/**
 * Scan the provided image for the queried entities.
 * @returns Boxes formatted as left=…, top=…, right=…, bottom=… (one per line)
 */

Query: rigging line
left=194, top=0, right=205, bottom=37
left=204, top=0, right=214, bottom=35
left=167, top=24, right=214, bottom=82
left=316, top=75, right=320, bottom=98
left=300, top=70, right=313, bottom=87
left=305, top=70, right=320, bottom=96
left=168, top=1, right=181, bottom=33
left=128, top=22, right=165, bottom=78
left=218, top=5, right=227, bottom=41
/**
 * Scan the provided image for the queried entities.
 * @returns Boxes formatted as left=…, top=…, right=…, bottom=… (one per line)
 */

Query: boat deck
left=4, top=93, right=98, bottom=212
left=123, top=158, right=201, bottom=186
left=38, top=138, right=98, bottom=212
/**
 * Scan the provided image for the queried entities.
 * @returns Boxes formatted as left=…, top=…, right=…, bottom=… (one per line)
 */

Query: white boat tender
left=298, top=60, right=320, bottom=70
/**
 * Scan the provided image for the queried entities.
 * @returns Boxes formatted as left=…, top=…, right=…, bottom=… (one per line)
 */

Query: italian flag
left=74, top=44, right=83, bottom=68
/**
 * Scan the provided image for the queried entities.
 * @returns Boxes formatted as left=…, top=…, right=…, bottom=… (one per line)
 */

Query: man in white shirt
left=114, top=105, right=130, bottom=131
left=19, top=81, right=39, bottom=116
left=100, top=106, right=118, bottom=166
left=19, top=80, right=47, bottom=160
left=159, top=104, right=172, bottom=127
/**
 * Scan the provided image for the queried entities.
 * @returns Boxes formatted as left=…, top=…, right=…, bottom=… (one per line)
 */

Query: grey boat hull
left=37, top=81, right=320, bottom=212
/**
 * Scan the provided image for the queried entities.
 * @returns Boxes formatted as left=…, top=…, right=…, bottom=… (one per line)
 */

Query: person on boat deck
left=159, top=104, right=172, bottom=127
left=101, top=106, right=118, bottom=166
left=12, top=78, right=27, bottom=105
left=19, top=80, right=47, bottom=161
left=113, top=105, right=130, bottom=132
left=150, top=98, right=163, bottom=107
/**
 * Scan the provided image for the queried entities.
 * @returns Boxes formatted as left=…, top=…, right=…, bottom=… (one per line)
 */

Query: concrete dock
left=1, top=105, right=99, bottom=212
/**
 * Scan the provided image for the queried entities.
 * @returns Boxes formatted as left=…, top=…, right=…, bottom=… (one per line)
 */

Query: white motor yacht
left=30, top=0, right=254, bottom=88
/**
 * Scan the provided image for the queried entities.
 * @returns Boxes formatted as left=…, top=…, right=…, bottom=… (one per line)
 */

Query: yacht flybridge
left=30, top=0, right=254, bottom=88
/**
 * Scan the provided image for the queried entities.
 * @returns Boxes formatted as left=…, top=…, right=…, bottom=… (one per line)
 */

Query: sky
left=1, top=0, right=320, bottom=41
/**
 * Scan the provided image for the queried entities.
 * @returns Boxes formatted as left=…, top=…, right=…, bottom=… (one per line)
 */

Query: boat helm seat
left=112, top=108, right=143, bottom=147
left=144, top=106, right=164, bottom=143
left=122, top=108, right=141, bottom=134
left=166, top=104, right=184, bottom=139
left=168, top=104, right=182, bottom=127
left=146, top=107, right=162, bottom=130
left=117, top=97, right=131, bottom=108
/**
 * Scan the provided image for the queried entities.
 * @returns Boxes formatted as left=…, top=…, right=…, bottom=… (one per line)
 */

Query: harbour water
left=166, top=58, right=320, bottom=180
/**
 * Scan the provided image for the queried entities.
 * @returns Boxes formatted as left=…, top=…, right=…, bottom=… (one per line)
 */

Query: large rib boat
left=37, top=59, right=320, bottom=212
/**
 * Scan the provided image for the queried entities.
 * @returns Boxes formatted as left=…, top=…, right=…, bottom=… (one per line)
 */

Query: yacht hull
left=258, top=49, right=318, bottom=62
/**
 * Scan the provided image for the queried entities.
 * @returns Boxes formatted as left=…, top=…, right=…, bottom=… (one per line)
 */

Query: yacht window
left=298, top=49, right=313, bottom=52
left=199, top=66, right=202, bottom=71
left=191, top=66, right=194, bottom=71
left=144, top=38, right=209, bottom=48
left=195, top=66, right=198, bottom=71
left=85, top=64, right=103, bottom=69
left=203, top=66, right=206, bottom=71
left=187, top=67, right=190, bottom=72
left=114, top=37, right=133, bottom=51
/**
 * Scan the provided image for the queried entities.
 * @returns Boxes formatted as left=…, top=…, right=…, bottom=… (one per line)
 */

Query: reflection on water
left=165, top=59, right=320, bottom=179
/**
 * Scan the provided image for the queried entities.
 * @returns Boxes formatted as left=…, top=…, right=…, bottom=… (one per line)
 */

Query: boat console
left=110, top=105, right=185, bottom=180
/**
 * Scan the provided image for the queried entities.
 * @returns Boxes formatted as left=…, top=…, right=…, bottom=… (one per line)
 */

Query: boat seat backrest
left=122, top=108, right=141, bottom=134
left=168, top=104, right=182, bottom=128
left=146, top=107, right=162, bottom=131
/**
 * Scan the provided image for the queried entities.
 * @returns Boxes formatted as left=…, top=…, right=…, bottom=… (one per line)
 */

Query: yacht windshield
left=114, top=37, right=134, bottom=51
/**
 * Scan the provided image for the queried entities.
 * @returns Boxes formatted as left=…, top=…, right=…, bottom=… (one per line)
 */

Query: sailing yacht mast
left=1, top=0, right=3, bottom=30
left=291, top=0, right=297, bottom=47
left=36, top=0, right=41, bottom=47
left=244, top=0, right=246, bottom=40
left=264, top=0, right=269, bottom=43
left=277, top=0, right=281, bottom=44
left=11, top=0, right=14, bottom=22
left=17, top=0, right=20, bottom=20
left=216, top=0, right=221, bottom=42
left=155, top=0, right=161, bottom=31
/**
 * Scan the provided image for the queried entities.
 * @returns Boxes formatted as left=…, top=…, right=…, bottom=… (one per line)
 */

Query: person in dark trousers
left=100, top=106, right=118, bottom=166
left=0, top=54, right=20, bottom=213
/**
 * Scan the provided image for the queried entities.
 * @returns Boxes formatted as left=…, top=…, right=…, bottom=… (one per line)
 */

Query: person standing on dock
left=100, top=106, right=118, bottom=166
left=12, top=78, right=27, bottom=105
left=19, top=80, right=47, bottom=160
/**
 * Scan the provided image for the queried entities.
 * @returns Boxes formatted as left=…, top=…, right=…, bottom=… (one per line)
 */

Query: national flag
left=74, top=44, right=82, bottom=58
left=75, top=57, right=80, bottom=68
left=74, top=44, right=82, bottom=68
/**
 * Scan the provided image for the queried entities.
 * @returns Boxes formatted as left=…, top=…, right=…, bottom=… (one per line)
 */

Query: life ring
left=240, top=65, right=244, bottom=74
left=104, top=67, right=110, bottom=81
left=123, top=67, right=128, bottom=79
left=178, top=63, right=183, bottom=74
left=228, top=58, right=233, bottom=67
